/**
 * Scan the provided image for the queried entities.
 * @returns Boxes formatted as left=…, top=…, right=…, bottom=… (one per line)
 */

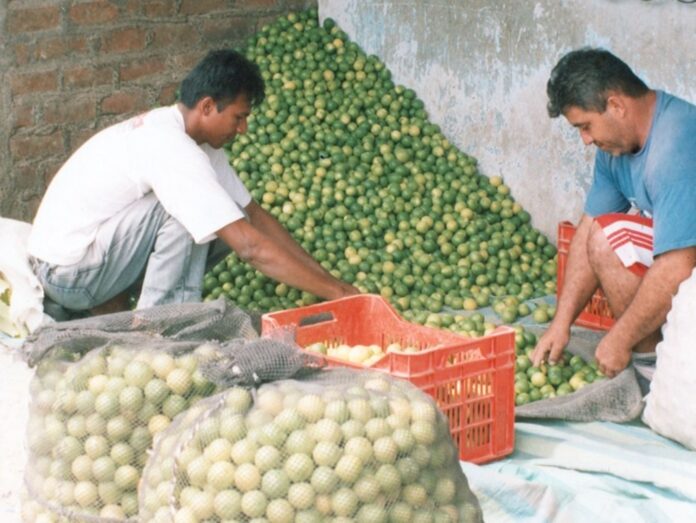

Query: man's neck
left=177, top=102, right=205, bottom=145
left=632, top=90, right=657, bottom=151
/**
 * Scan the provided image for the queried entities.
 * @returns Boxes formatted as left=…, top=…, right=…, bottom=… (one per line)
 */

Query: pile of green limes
left=203, top=8, right=558, bottom=316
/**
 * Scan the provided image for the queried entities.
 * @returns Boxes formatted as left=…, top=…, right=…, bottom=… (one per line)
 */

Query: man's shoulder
left=660, top=90, right=696, bottom=108
left=652, top=91, right=696, bottom=155
left=657, top=91, right=696, bottom=125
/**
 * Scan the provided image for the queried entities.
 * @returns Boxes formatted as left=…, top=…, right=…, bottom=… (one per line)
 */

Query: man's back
left=28, top=106, right=244, bottom=266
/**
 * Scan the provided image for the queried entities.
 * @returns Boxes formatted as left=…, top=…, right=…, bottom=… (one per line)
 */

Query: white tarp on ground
left=0, top=344, right=32, bottom=523
left=462, top=420, right=696, bottom=523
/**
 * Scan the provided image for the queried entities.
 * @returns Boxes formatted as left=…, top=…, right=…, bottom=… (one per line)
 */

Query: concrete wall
left=0, top=0, right=316, bottom=223
left=318, top=0, right=696, bottom=241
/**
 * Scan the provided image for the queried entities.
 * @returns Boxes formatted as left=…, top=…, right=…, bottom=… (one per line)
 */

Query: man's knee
left=586, top=219, right=615, bottom=271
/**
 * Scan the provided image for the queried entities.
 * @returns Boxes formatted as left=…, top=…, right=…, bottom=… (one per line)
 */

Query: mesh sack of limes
left=140, top=368, right=482, bottom=523
left=201, top=8, right=602, bottom=407
left=22, top=342, right=224, bottom=522
left=21, top=312, right=483, bottom=522
left=20, top=301, right=257, bottom=522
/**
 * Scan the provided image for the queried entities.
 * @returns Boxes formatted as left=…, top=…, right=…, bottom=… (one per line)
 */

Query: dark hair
left=179, top=49, right=265, bottom=110
left=546, top=47, right=649, bottom=117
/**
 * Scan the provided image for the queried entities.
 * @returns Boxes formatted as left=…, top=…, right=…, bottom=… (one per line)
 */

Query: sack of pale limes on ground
left=21, top=341, right=225, bottom=522
left=140, top=368, right=483, bottom=523
left=202, top=7, right=558, bottom=315
left=19, top=300, right=259, bottom=522
left=643, top=267, right=696, bottom=450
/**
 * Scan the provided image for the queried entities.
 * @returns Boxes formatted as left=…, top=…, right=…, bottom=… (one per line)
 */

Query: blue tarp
left=462, top=420, right=696, bottom=523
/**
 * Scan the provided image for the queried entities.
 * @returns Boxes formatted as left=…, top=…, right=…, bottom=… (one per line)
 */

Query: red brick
left=15, top=159, right=64, bottom=191
left=6, top=6, right=60, bottom=34
left=100, top=90, right=149, bottom=115
left=34, top=36, right=89, bottom=61
left=123, top=0, right=141, bottom=16
left=69, top=127, right=99, bottom=151
left=285, top=0, right=315, bottom=8
left=43, top=158, right=68, bottom=186
left=10, top=130, right=64, bottom=161
left=14, top=43, right=32, bottom=66
left=14, top=162, right=45, bottom=191
left=143, top=0, right=177, bottom=17
left=151, top=23, right=200, bottom=49
left=13, top=104, right=34, bottom=130
left=119, top=56, right=166, bottom=82
left=241, top=0, right=278, bottom=8
left=172, top=51, right=204, bottom=72
left=200, top=17, right=254, bottom=45
left=101, top=27, right=149, bottom=53
left=180, top=0, right=227, bottom=15
left=28, top=196, right=44, bottom=221
left=256, top=15, right=280, bottom=30
left=43, top=96, right=97, bottom=125
left=10, top=70, right=59, bottom=95
left=159, top=82, right=179, bottom=105
left=64, top=65, right=114, bottom=89
left=69, top=1, right=119, bottom=26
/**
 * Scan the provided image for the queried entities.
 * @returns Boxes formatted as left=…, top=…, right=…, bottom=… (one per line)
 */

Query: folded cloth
left=0, top=217, right=50, bottom=341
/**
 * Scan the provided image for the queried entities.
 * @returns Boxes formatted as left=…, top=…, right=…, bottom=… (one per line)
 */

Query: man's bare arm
left=244, top=201, right=330, bottom=279
left=216, top=216, right=358, bottom=301
left=532, top=214, right=600, bottom=365
left=594, top=246, right=696, bottom=377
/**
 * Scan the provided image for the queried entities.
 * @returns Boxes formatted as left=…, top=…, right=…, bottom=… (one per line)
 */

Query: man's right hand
left=340, top=283, right=361, bottom=297
left=531, top=322, right=571, bottom=366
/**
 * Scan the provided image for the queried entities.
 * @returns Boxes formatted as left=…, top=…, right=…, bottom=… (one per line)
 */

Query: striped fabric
left=595, top=214, right=654, bottom=276
left=461, top=420, right=696, bottom=523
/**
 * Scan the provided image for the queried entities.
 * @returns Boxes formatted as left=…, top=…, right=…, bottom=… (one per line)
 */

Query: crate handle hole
left=299, top=311, right=335, bottom=327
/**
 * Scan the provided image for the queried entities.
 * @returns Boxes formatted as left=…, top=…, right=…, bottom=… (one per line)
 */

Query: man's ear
left=198, top=96, right=216, bottom=116
left=606, top=94, right=627, bottom=118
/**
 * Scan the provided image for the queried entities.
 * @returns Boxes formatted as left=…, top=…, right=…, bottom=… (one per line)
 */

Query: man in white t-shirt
left=28, top=49, right=359, bottom=318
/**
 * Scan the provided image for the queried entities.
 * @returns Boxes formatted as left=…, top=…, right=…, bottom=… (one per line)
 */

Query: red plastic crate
left=557, top=221, right=615, bottom=330
left=261, top=294, right=515, bottom=464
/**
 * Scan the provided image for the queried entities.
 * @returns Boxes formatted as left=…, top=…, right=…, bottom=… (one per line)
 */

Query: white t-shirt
left=28, top=105, right=251, bottom=265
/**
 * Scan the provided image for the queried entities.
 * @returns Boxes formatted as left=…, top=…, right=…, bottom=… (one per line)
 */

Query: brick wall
left=0, top=0, right=317, bottom=222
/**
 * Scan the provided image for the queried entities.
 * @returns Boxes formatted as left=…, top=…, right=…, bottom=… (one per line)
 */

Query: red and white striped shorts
left=595, top=213, right=654, bottom=277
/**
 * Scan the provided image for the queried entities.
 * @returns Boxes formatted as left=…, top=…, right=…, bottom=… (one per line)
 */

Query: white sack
left=643, top=267, right=696, bottom=449
left=0, top=217, right=48, bottom=341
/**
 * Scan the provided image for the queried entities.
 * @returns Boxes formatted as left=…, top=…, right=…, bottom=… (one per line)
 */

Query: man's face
left=563, top=104, right=634, bottom=156
left=201, top=93, right=251, bottom=149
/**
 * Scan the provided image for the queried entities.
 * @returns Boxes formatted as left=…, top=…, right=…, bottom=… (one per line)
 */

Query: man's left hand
left=594, top=332, right=633, bottom=378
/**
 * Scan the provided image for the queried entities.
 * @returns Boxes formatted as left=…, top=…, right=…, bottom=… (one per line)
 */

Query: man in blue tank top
left=532, top=48, right=696, bottom=382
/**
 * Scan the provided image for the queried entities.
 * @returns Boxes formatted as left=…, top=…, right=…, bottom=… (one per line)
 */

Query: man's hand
left=593, top=331, right=633, bottom=378
left=339, top=282, right=361, bottom=297
left=531, top=322, right=570, bottom=367
left=326, top=281, right=361, bottom=300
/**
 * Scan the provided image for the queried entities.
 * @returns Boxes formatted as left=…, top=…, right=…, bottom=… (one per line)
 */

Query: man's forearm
left=246, top=203, right=329, bottom=276
left=243, top=236, right=347, bottom=299
left=609, top=247, right=696, bottom=351
left=217, top=218, right=354, bottom=301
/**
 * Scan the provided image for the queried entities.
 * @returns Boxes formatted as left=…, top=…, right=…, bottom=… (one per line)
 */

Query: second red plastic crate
left=261, top=294, right=516, bottom=464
